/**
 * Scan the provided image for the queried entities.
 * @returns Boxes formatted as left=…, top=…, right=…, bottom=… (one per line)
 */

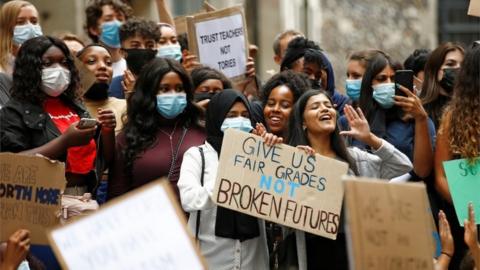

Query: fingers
left=339, top=130, right=355, bottom=137
left=343, top=105, right=355, bottom=124
left=355, top=107, right=366, bottom=120
left=468, top=202, right=475, bottom=223
left=345, top=105, right=360, bottom=121
left=439, top=210, right=451, bottom=234
left=195, top=99, right=210, bottom=110
left=10, top=229, right=29, bottom=242
left=396, top=84, right=414, bottom=97
left=296, top=145, right=315, bottom=156
left=255, top=123, right=267, bottom=135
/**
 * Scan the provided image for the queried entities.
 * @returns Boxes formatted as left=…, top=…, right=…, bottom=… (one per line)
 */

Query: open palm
left=340, top=105, right=371, bottom=142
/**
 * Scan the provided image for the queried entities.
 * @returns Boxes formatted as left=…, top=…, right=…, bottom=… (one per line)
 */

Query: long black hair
left=357, top=51, right=404, bottom=138
left=288, top=89, right=358, bottom=175
left=358, top=51, right=393, bottom=119
left=11, top=36, right=80, bottom=104
left=122, top=58, right=200, bottom=174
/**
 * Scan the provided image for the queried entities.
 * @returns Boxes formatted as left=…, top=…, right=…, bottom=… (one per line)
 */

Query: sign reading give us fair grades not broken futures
left=212, top=129, right=349, bottom=240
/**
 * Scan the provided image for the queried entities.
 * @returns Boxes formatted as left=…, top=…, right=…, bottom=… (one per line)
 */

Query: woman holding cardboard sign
left=434, top=42, right=480, bottom=270
left=178, top=89, right=281, bottom=270
left=286, top=89, right=412, bottom=270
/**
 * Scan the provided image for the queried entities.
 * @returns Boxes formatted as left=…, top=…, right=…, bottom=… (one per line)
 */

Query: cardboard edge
left=47, top=179, right=207, bottom=270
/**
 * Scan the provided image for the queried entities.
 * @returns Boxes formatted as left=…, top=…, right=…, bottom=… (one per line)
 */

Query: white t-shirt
left=112, top=58, right=127, bottom=78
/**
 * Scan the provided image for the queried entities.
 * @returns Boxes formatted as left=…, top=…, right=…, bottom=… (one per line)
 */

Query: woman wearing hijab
left=177, top=89, right=273, bottom=270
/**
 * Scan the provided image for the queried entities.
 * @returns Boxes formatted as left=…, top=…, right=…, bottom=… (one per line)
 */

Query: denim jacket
left=0, top=96, right=105, bottom=195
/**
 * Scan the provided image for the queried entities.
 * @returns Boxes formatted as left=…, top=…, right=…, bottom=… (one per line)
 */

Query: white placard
left=194, top=13, right=247, bottom=78
left=49, top=183, right=204, bottom=270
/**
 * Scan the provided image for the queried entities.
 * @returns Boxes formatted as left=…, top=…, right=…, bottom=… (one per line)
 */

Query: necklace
left=159, top=121, right=179, bottom=159
left=158, top=121, right=189, bottom=181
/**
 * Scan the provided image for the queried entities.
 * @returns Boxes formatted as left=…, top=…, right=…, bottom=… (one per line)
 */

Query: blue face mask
left=345, top=79, right=362, bottom=101
left=156, top=44, right=182, bottom=61
left=100, top=20, right=122, bottom=48
left=156, top=93, right=187, bottom=119
left=13, top=24, right=43, bottom=45
left=220, top=117, right=253, bottom=133
left=372, top=82, right=395, bottom=109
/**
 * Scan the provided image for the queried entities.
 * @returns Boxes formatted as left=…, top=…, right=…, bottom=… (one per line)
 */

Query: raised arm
left=434, top=116, right=453, bottom=202
left=394, top=85, right=434, bottom=178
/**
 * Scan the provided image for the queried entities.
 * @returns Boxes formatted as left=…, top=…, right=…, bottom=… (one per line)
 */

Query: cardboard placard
left=48, top=180, right=206, bottom=270
left=468, top=0, right=480, bottom=17
left=74, top=57, right=96, bottom=97
left=173, top=1, right=217, bottom=35
left=344, top=177, right=434, bottom=270
left=212, top=129, right=349, bottom=240
left=0, top=153, right=66, bottom=245
left=174, top=16, right=189, bottom=36
left=186, top=5, right=248, bottom=80
left=442, top=157, right=480, bottom=226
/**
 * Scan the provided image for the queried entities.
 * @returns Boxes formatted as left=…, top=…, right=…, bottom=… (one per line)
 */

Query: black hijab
left=205, top=89, right=260, bottom=241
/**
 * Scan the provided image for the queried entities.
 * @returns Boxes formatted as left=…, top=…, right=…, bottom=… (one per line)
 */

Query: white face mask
left=41, top=65, right=71, bottom=97
left=17, top=260, right=30, bottom=270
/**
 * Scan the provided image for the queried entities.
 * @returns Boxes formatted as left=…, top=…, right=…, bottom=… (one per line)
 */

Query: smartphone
left=77, top=118, right=97, bottom=129
left=395, top=70, right=414, bottom=96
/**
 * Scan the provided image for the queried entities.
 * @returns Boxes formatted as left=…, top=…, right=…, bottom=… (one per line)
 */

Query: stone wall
left=316, top=0, right=437, bottom=92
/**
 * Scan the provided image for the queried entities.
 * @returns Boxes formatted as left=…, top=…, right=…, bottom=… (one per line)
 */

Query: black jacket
left=0, top=96, right=105, bottom=195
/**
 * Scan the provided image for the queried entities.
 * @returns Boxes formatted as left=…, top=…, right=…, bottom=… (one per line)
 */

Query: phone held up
left=76, top=118, right=98, bottom=129
left=394, top=70, right=414, bottom=96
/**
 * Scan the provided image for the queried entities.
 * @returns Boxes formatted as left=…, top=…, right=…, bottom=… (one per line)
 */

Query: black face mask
left=194, top=92, right=215, bottom=102
left=84, top=82, right=109, bottom=101
left=309, top=78, right=322, bottom=90
left=439, top=68, right=460, bottom=93
left=124, top=48, right=157, bottom=76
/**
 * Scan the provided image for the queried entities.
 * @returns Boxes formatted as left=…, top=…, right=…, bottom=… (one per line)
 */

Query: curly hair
left=11, top=36, right=80, bottom=104
left=84, top=0, right=133, bottom=42
left=261, top=70, right=310, bottom=107
left=190, top=65, right=232, bottom=91
left=122, top=58, right=200, bottom=174
left=119, top=17, right=160, bottom=43
left=440, top=42, right=480, bottom=163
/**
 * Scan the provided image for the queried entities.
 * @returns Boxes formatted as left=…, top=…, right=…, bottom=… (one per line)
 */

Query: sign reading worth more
left=187, top=6, right=248, bottom=79
left=212, top=129, right=349, bottom=240
left=0, top=153, right=66, bottom=245
left=443, top=157, right=480, bottom=226
left=48, top=180, right=205, bottom=270
left=344, top=177, right=434, bottom=270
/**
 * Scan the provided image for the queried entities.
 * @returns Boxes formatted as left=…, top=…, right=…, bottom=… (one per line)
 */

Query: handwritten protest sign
left=48, top=180, right=206, bottom=270
left=0, top=153, right=66, bottom=245
left=212, top=129, right=349, bottom=240
left=443, top=157, right=480, bottom=226
left=344, top=177, right=434, bottom=270
left=186, top=6, right=248, bottom=80
left=468, top=0, right=480, bottom=17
